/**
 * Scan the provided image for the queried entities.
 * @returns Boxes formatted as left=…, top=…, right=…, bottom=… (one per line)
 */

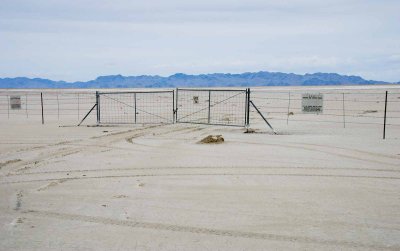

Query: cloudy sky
left=1, top=0, right=399, bottom=82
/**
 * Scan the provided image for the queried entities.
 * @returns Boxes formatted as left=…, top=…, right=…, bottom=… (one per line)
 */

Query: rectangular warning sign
left=302, top=93, right=323, bottom=113
left=10, top=96, right=21, bottom=110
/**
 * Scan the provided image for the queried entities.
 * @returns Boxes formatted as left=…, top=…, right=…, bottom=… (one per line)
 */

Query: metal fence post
left=96, top=91, right=100, bottom=124
left=342, top=93, right=346, bottom=128
left=172, top=90, right=175, bottom=123
left=383, top=91, right=388, bottom=139
left=41, top=92, right=44, bottom=124
left=175, top=88, right=179, bottom=122
left=244, top=89, right=248, bottom=126
left=208, top=90, right=211, bottom=123
left=134, top=92, right=137, bottom=124
left=246, top=88, right=251, bottom=126
left=286, top=91, right=291, bottom=125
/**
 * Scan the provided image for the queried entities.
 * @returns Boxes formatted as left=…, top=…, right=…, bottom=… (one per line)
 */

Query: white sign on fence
left=302, top=93, right=323, bottom=113
left=10, top=96, right=21, bottom=110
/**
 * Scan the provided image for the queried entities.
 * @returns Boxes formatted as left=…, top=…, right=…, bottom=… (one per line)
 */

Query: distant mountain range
left=0, top=71, right=398, bottom=88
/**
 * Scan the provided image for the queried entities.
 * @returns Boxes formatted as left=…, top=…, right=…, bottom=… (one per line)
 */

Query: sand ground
left=1, top=87, right=400, bottom=250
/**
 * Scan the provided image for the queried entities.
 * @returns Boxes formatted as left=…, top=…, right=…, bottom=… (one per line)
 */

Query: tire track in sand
left=4, top=165, right=400, bottom=178
left=231, top=140, right=400, bottom=167
left=288, top=142, right=400, bottom=161
left=6, top=125, right=164, bottom=174
left=25, top=209, right=399, bottom=250
left=2, top=172, right=400, bottom=185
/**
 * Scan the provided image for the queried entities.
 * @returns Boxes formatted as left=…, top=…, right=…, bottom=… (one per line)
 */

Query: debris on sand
left=0, top=159, right=22, bottom=169
left=244, top=128, right=256, bottom=134
left=362, top=110, right=378, bottom=114
left=113, top=195, right=128, bottom=198
left=37, top=179, right=67, bottom=192
left=199, top=135, right=224, bottom=144
left=288, top=112, right=294, bottom=115
left=10, top=217, right=25, bottom=226
left=14, top=191, right=23, bottom=211
left=222, top=116, right=230, bottom=122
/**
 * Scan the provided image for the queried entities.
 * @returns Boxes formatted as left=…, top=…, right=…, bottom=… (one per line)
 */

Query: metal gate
left=96, top=91, right=174, bottom=124
left=176, top=88, right=249, bottom=127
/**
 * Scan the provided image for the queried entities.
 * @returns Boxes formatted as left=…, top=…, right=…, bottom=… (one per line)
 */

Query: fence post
left=342, top=93, right=346, bottom=128
left=7, top=95, right=10, bottom=119
left=208, top=90, right=211, bottom=124
left=26, top=94, right=28, bottom=118
left=244, top=89, right=248, bottom=126
left=134, top=92, right=137, bottom=124
left=172, top=90, right=175, bottom=123
left=286, top=91, right=291, bottom=125
left=383, top=91, right=388, bottom=139
left=175, top=88, right=179, bottom=122
left=41, top=92, right=44, bottom=124
left=96, top=91, right=100, bottom=125
left=246, top=88, right=251, bottom=126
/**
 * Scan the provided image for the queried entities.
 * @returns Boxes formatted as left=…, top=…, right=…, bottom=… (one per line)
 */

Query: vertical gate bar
left=172, top=90, right=175, bottom=123
left=7, top=95, right=9, bottom=119
left=383, top=91, right=388, bottom=139
left=246, top=88, right=251, bottom=126
left=26, top=94, right=28, bottom=118
left=245, top=89, right=248, bottom=126
left=342, top=93, right=346, bottom=128
left=96, top=91, right=100, bottom=124
left=175, top=88, right=179, bottom=122
left=244, top=89, right=248, bottom=126
left=286, top=91, right=291, bottom=125
left=57, top=94, right=59, bottom=120
left=208, top=90, right=211, bottom=124
left=41, top=92, right=44, bottom=124
left=134, top=92, right=137, bottom=124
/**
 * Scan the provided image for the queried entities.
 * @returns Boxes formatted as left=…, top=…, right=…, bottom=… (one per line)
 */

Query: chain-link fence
left=249, top=88, right=400, bottom=137
left=0, top=91, right=97, bottom=125
left=1, top=88, right=399, bottom=138
left=176, top=89, right=248, bottom=127
left=97, top=91, right=174, bottom=124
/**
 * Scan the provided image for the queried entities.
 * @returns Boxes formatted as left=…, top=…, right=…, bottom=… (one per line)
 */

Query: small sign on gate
left=193, top=96, right=199, bottom=104
left=10, top=96, right=21, bottom=110
left=302, top=93, right=323, bottom=113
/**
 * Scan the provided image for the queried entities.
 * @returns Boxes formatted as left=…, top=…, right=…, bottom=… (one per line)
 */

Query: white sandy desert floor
left=1, top=87, right=400, bottom=250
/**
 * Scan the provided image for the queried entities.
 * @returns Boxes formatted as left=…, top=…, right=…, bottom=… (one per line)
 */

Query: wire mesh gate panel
left=97, top=91, right=174, bottom=124
left=176, top=89, right=248, bottom=126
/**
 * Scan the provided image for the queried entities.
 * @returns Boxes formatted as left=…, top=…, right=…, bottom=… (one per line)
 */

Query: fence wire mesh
left=250, top=89, right=400, bottom=129
left=98, top=91, right=174, bottom=124
left=176, top=89, right=247, bottom=126
left=0, top=91, right=97, bottom=124
left=0, top=88, right=399, bottom=138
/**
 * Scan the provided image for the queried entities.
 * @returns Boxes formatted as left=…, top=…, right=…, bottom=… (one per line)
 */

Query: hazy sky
left=1, top=0, right=399, bottom=82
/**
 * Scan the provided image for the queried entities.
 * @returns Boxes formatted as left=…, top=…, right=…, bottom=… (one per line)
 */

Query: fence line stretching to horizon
left=0, top=88, right=399, bottom=138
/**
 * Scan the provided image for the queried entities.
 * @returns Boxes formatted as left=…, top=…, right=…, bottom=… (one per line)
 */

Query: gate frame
left=175, top=88, right=249, bottom=127
left=95, top=90, right=175, bottom=125
left=79, top=88, right=273, bottom=132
